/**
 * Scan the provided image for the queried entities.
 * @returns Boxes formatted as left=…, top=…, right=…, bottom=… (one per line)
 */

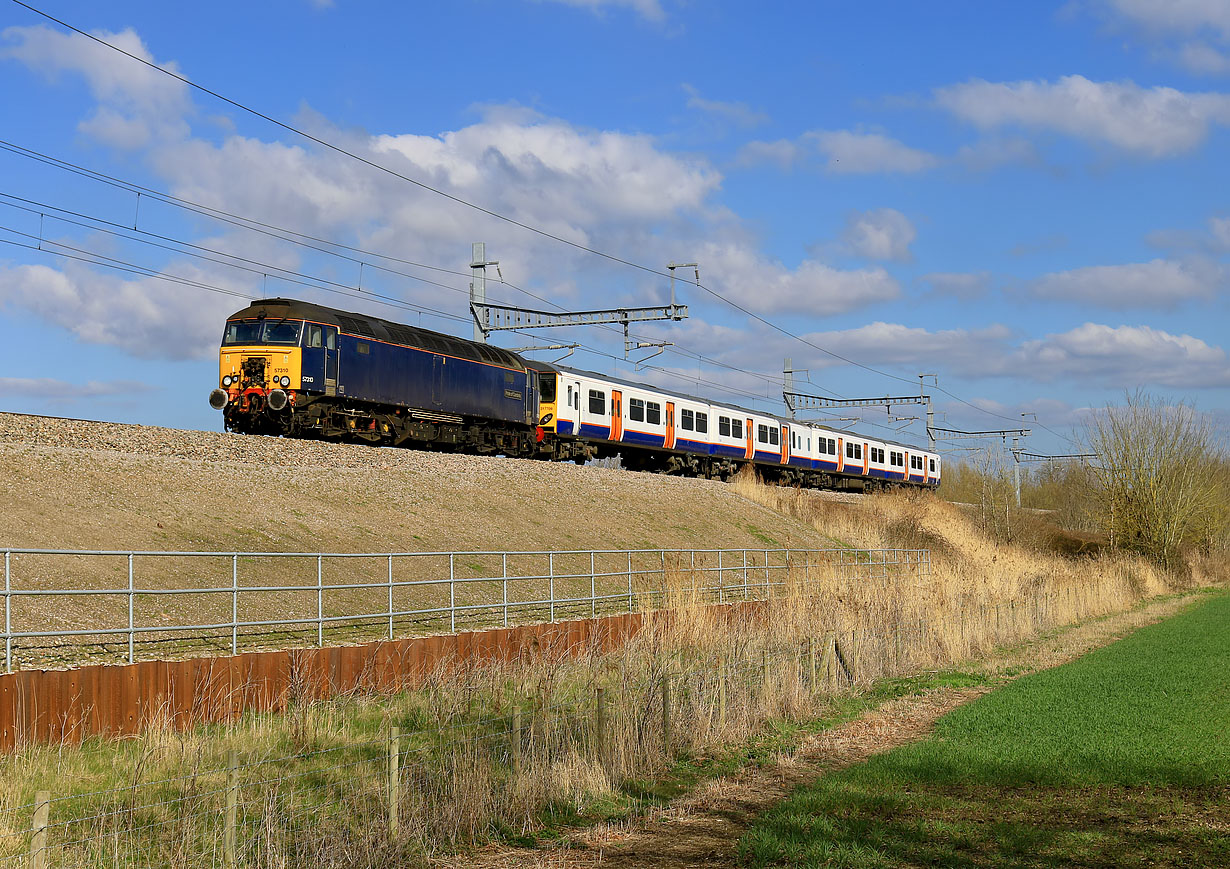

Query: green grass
left=740, top=592, right=1230, bottom=868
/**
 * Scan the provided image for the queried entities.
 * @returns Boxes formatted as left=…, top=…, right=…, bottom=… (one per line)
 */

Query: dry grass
left=0, top=476, right=1213, bottom=867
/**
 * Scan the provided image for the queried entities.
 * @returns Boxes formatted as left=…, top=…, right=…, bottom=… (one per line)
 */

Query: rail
left=0, top=546, right=930, bottom=671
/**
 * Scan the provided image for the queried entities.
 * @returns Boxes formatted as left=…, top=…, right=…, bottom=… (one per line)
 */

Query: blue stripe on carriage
left=556, top=420, right=574, bottom=435
left=622, top=429, right=667, bottom=447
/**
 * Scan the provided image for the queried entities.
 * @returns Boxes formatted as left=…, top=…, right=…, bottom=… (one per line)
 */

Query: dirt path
left=435, top=592, right=1205, bottom=869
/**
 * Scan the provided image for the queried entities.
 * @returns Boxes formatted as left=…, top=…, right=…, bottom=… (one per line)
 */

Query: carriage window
left=306, top=324, right=323, bottom=348
left=732, top=419, right=743, bottom=439
left=589, top=390, right=606, bottom=415
left=695, top=412, right=708, bottom=434
left=646, top=402, right=661, bottom=425
left=930, top=459, right=936, bottom=472
left=769, top=427, right=779, bottom=446
left=758, top=424, right=769, bottom=443
left=680, top=409, right=694, bottom=431
left=719, top=416, right=731, bottom=437
left=629, top=398, right=645, bottom=422
left=846, top=442, right=854, bottom=458
left=566, top=385, right=573, bottom=406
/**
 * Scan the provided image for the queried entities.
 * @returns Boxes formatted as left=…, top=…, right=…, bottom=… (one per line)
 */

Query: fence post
left=29, top=790, right=49, bottom=869
left=821, top=631, right=835, bottom=687
left=627, top=552, right=633, bottom=613
left=127, top=553, right=135, bottom=664
left=224, top=751, right=238, bottom=869
left=661, top=671, right=672, bottom=754
left=718, top=659, right=727, bottom=730
left=591, top=551, right=597, bottom=619
left=548, top=552, right=555, bottom=623
left=511, top=706, right=523, bottom=775
left=764, top=549, right=770, bottom=599
left=449, top=554, right=456, bottom=633
left=594, top=686, right=608, bottom=771
left=502, top=553, right=509, bottom=628
left=316, top=555, right=323, bottom=647
left=808, top=637, right=817, bottom=691
left=762, top=649, right=771, bottom=702
left=742, top=550, right=748, bottom=600
left=387, top=555, right=394, bottom=641
left=387, top=726, right=400, bottom=837
left=5, top=549, right=11, bottom=673
left=232, top=555, right=239, bottom=656
left=717, top=550, right=724, bottom=605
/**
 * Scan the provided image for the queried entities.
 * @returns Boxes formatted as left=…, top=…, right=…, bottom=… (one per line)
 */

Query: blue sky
left=1, top=0, right=1228, bottom=454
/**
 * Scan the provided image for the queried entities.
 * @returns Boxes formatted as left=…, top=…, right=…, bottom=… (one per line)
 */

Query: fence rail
left=1, top=546, right=930, bottom=671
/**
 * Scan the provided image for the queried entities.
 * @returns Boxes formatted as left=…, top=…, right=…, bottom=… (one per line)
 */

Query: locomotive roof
left=227, top=299, right=528, bottom=371
left=534, top=361, right=935, bottom=457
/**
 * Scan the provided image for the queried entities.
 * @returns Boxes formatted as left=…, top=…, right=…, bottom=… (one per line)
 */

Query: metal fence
left=1, top=546, right=930, bottom=671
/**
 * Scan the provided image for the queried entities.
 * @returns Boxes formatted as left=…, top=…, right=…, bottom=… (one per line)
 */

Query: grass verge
left=739, top=590, right=1230, bottom=868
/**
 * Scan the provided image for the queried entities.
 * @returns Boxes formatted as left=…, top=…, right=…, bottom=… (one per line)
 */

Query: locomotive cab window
left=538, top=373, right=556, bottom=403
left=680, top=409, right=694, bottom=431
left=356, top=342, right=370, bottom=355
left=306, top=324, right=323, bottom=348
left=629, top=398, right=645, bottom=422
left=223, top=319, right=304, bottom=346
left=588, top=390, right=606, bottom=415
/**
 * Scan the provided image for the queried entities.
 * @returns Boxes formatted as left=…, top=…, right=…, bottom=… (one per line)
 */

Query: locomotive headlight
left=279, top=376, right=290, bottom=388
left=222, top=375, right=233, bottom=387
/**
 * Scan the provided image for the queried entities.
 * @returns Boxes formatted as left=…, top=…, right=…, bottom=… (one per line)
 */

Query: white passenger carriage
left=536, top=363, right=941, bottom=491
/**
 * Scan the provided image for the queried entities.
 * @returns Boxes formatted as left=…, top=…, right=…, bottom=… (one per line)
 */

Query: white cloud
left=1103, top=0, right=1230, bottom=40
left=682, top=84, right=769, bottom=128
left=534, top=0, right=665, bottom=21
left=935, top=74, right=1230, bottom=156
left=956, top=137, right=1042, bottom=170
left=1030, top=258, right=1220, bottom=308
left=1, top=25, right=190, bottom=147
left=840, top=208, right=916, bottom=262
left=1177, top=41, right=1230, bottom=74
left=805, top=130, right=939, bottom=174
left=1011, top=323, right=1230, bottom=387
left=0, top=262, right=243, bottom=360
left=922, top=271, right=992, bottom=299
left=737, top=129, right=938, bottom=174
left=799, top=322, right=1013, bottom=372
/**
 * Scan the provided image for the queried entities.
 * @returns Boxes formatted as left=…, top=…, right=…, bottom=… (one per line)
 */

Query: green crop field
left=739, top=591, right=1230, bottom=868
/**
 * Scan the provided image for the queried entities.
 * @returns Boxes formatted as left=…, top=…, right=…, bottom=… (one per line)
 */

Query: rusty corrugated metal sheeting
left=0, top=611, right=647, bottom=752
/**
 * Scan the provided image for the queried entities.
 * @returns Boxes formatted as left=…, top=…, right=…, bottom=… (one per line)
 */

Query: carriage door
left=837, top=437, right=844, bottom=472
left=744, top=418, right=754, bottom=459
left=780, top=425, right=789, bottom=464
left=863, top=442, right=869, bottom=475
left=665, top=402, right=676, bottom=449
left=323, top=325, right=339, bottom=396
left=610, top=390, right=623, bottom=441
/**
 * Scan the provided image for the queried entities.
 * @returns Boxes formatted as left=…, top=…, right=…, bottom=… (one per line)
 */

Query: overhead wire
left=5, top=0, right=1073, bottom=445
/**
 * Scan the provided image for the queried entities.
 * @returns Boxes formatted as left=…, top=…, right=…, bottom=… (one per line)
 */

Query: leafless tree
left=1082, top=392, right=1226, bottom=569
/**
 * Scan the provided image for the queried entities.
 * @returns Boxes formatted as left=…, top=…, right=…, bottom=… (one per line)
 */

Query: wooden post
left=224, top=751, right=238, bottom=869
left=661, top=672, right=672, bottom=754
left=718, top=660, right=727, bottom=730
left=762, top=650, right=771, bottom=703
left=595, top=687, right=608, bottom=770
left=511, top=706, right=523, bottom=775
left=808, top=637, right=817, bottom=691
left=30, top=791, right=49, bottom=869
left=387, top=726, right=400, bottom=838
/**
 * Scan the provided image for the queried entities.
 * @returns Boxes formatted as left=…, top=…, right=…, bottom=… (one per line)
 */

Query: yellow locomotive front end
left=209, top=315, right=304, bottom=432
